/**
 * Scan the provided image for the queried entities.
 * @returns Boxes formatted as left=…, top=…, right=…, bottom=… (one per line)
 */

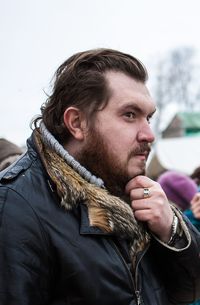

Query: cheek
left=98, top=123, right=135, bottom=156
left=109, top=140, right=131, bottom=164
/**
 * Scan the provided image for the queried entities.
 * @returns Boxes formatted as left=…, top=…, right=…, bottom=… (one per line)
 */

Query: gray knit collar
left=40, top=122, right=105, bottom=188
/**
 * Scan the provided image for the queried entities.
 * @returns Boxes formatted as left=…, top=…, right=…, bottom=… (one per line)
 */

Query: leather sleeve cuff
left=152, top=204, right=191, bottom=251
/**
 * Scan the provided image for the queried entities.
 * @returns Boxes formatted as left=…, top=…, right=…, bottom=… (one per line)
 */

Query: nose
left=137, top=121, right=155, bottom=143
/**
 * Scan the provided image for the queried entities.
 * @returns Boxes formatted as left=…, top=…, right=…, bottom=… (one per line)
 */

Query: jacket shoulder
left=0, top=152, right=30, bottom=182
left=0, top=136, right=38, bottom=184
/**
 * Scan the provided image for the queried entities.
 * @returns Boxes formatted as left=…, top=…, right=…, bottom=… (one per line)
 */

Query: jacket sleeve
left=0, top=186, right=54, bottom=305
left=150, top=214, right=200, bottom=304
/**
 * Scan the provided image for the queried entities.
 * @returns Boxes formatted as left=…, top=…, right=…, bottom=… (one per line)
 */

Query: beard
left=74, top=127, right=149, bottom=199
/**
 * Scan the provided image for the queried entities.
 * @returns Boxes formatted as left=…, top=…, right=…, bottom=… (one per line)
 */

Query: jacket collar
left=80, top=204, right=113, bottom=236
left=34, top=128, right=151, bottom=256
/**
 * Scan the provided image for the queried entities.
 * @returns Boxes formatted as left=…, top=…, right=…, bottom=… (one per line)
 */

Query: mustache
left=131, top=142, right=151, bottom=156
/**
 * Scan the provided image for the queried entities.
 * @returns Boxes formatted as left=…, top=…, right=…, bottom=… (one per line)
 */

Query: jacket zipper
left=134, top=243, right=150, bottom=305
left=111, top=240, right=149, bottom=305
left=135, top=290, right=142, bottom=305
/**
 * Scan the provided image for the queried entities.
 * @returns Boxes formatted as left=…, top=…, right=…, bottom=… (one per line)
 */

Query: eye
left=124, top=112, right=136, bottom=119
left=147, top=114, right=153, bottom=124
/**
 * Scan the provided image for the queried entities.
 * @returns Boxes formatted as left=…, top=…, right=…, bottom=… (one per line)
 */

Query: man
left=0, top=48, right=199, bottom=305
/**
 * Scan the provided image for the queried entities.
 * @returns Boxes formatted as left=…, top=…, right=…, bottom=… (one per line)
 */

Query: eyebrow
left=119, top=102, right=156, bottom=116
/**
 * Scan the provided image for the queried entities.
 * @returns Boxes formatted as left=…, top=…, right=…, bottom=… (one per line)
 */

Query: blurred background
left=1, top=0, right=200, bottom=178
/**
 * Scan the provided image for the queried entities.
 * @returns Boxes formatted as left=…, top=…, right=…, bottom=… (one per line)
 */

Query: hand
left=125, top=175, right=174, bottom=242
left=191, top=193, right=200, bottom=219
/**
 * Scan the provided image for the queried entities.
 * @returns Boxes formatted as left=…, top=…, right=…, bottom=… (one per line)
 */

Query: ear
left=63, top=107, right=86, bottom=141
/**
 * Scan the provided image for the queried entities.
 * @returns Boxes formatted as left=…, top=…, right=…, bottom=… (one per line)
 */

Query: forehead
left=105, top=71, right=156, bottom=112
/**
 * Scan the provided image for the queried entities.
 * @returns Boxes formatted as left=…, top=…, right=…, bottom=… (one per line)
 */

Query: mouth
left=134, top=150, right=150, bottom=161
left=135, top=154, right=148, bottom=161
left=130, top=143, right=151, bottom=163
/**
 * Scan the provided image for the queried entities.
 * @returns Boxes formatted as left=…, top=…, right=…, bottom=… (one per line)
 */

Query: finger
left=133, top=209, right=153, bottom=222
left=125, top=175, right=154, bottom=194
left=131, top=198, right=152, bottom=212
left=129, top=187, right=151, bottom=200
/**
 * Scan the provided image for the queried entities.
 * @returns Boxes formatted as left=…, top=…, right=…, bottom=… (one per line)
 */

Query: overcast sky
left=1, top=0, right=200, bottom=146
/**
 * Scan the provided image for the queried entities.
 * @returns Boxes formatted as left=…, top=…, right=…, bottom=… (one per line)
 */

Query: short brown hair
left=36, top=48, right=148, bottom=143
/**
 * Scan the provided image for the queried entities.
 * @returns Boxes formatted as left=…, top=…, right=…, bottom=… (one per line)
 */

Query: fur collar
left=34, top=129, right=150, bottom=258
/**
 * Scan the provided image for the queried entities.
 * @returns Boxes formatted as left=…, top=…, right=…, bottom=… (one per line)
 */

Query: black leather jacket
left=0, top=135, right=200, bottom=305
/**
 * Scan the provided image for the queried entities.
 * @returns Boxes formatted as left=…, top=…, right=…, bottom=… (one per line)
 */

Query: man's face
left=76, top=71, right=156, bottom=197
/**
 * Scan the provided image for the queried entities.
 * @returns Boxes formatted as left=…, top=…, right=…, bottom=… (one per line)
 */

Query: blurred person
left=0, top=48, right=200, bottom=305
left=191, top=193, right=200, bottom=219
left=191, top=166, right=200, bottom=190
left=184, top=192, right=200, bottom=232
left=0, top=138, right=23, bottom=171
left=158, top=170, right=200, bottom=305
left=185, top=193, right=200, bottom=305
left=157, top=170, right=198, bottom=211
